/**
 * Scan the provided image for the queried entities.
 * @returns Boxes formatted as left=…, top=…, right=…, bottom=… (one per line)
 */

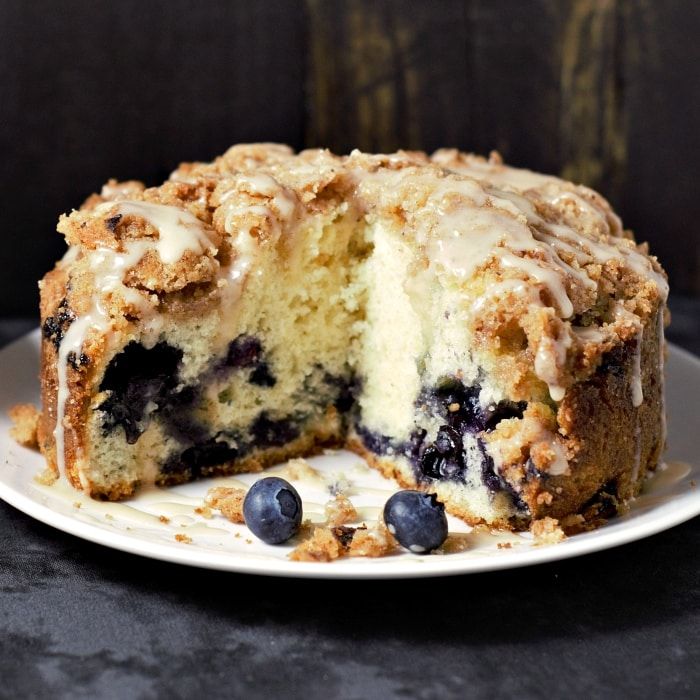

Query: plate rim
left=1, top=329, right=699, bottom=579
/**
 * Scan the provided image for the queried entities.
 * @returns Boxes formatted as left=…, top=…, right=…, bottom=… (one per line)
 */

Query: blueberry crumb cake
left=36, top=144, right=669, bottom=531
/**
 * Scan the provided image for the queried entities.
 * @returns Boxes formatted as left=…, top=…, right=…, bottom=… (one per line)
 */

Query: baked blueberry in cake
left=36, top=144, right=668, bottom=530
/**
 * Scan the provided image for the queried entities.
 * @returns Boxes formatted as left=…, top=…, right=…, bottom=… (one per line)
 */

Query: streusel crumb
left=348, top=523, right=397, bottom=558
left=289, top=526, right=344, bottom=562
left=324, top=493, right=358, bottom=527
left=9, top=404, right=40, bottom=449
left=531, top=516, right=567, bottom=545
left=194, top=505, right=213, bottom=519
left=284, top=457, right=321, bottom=482
left=34, top=467, right=58, bottom=486
left=175, top=533, right=192, bottom=544
left=205, top=486, right=246, bottom=523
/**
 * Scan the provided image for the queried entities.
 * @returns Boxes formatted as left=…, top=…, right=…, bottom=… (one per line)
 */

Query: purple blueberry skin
left=243, top=477, right=303, bottom=545
left=383, top=490, right=448, bottom=554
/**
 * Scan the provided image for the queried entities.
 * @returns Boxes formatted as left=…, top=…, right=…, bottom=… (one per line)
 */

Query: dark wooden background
left=1, top=0, right=699, bottom=316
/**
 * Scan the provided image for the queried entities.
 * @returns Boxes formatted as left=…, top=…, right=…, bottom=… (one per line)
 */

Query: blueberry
left=243, top=477, right=303, bottom=544
left=435, top=425, right=460, bottom=454
left=251, top=413, right=300, bottom=447
left=98, top=341, right=183, bottom=444
left=225, top=335, right=262, bottom=368
left=383, top=490, right=448, bottom=553
left=249, top=361, right=277, bottom=387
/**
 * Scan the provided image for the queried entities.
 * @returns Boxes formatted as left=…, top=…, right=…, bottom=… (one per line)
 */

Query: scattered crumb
left=73, top=501, right=82, bottom=509
left=536, top=491, right=554, bottom=506
left=105, top=513, right=114, bottom=521
left=205, top=486, right=246, bottom=523
left=284, top=457, right=321, bottom=481
left=194, top=505, right=213, bottom=519
left=34, top=467, right=58, bottom=486
left=159, top=515, right=170, bottom=524
left=296, top=518, right=315, bottom=540
left=8, top=404, right=40, bottom=449
left=470, top=523, right=491, bottom=535
left=234, top=532, right=241, bottom=539
left=348, top=523, right=397, bottom=558
left=290, top=526, right=344, bottom=562
left=332, top=525, right=360, bottom=548
left=437, top=533, right=472, bottom=554
left=447, top=402, right=460, bottom=413
left=497, top=542, right=513, bottom=549
left=559, top=513, right=588, bottom=535
left=324, top=493, right=358, bottom=527
left=175, top=533, right=192, bottom=544
left=245, top=538, right=252, bottom=545
left=531, top=516, right=566, bottom=545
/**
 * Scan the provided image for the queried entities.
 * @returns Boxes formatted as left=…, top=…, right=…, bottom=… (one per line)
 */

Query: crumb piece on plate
left=437, top=533, right=472, bottom=554
left=284, top=457, right=321, bottom=481
left=289, top=526, right=344, bottom=562
left=531, top=516, right=566, bottom=545
left=34, top=467, right=58, bottom=486
left=497, top=542, right=512, bottom=549
left=159, top=515, right=170, bottom=524
left=175, top=533, right=192, bottom=544
left=9, top=404, right=40, bottom=449
left=194, top=505, right=213, bottom=519
left=558, top=513, right=588, bottom=535
left=205, top=486, right=246, bottom=523
left=348, top=523, right=397, bottom=558
left=332, top=525, right=360, bottom=548
left=324, top=493, right=358, bottom=527
left=73, top=501, right=82, bottom=509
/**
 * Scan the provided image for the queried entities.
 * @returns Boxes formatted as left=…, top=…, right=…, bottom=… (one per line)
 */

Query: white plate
left=1, top=330, right=699, bottom=578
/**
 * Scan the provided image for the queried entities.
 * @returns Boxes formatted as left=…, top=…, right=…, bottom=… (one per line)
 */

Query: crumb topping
left=205, top=486, right=246, bottom=523
left=324, top=493, right=358, bottom=527
left=9, top=404, right=40, bottom=449
left=530, top=516, right=567, bottom=545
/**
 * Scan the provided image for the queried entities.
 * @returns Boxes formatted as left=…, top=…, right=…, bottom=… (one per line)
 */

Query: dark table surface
left=1, top=300, right=699, bottom=700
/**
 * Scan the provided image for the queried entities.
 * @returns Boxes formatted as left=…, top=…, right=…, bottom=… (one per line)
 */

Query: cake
left=36, top=144, right=669, bottom=530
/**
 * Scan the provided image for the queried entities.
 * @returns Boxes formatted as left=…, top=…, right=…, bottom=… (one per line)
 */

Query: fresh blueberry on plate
left=243, top=477, right=303, bottom=544
left=383, top=490, right=448, bottom=553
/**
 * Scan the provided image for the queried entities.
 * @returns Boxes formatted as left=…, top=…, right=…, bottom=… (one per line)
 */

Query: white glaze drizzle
left=631, top=420, right=642, bottom=484
left=53, top=202, right=217, bottom=478
left=631, top=325, right=644, bottom=408
left=534, top=331, right=572, bottom=402
left=614, top=303, right=645, bottom=408
left=658, top=309, right=667, bottom=451
left=96, top=201, right=216, bottom=264
left=547, top=441, right=570, bottom=476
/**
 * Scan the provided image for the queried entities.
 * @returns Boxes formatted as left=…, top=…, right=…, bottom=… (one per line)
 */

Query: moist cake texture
left=37, top=144, right=669, bottom=529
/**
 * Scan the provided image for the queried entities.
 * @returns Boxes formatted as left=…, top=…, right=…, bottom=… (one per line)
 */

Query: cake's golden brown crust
left=349, top=303, right=663, bottom=530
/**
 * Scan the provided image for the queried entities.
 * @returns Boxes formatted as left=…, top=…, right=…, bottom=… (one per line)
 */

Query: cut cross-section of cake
left=37, top=144, right=668, bottom=530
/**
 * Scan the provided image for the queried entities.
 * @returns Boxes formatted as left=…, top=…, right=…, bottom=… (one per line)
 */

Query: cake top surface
left=47, top=143, right=668, bottom=403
